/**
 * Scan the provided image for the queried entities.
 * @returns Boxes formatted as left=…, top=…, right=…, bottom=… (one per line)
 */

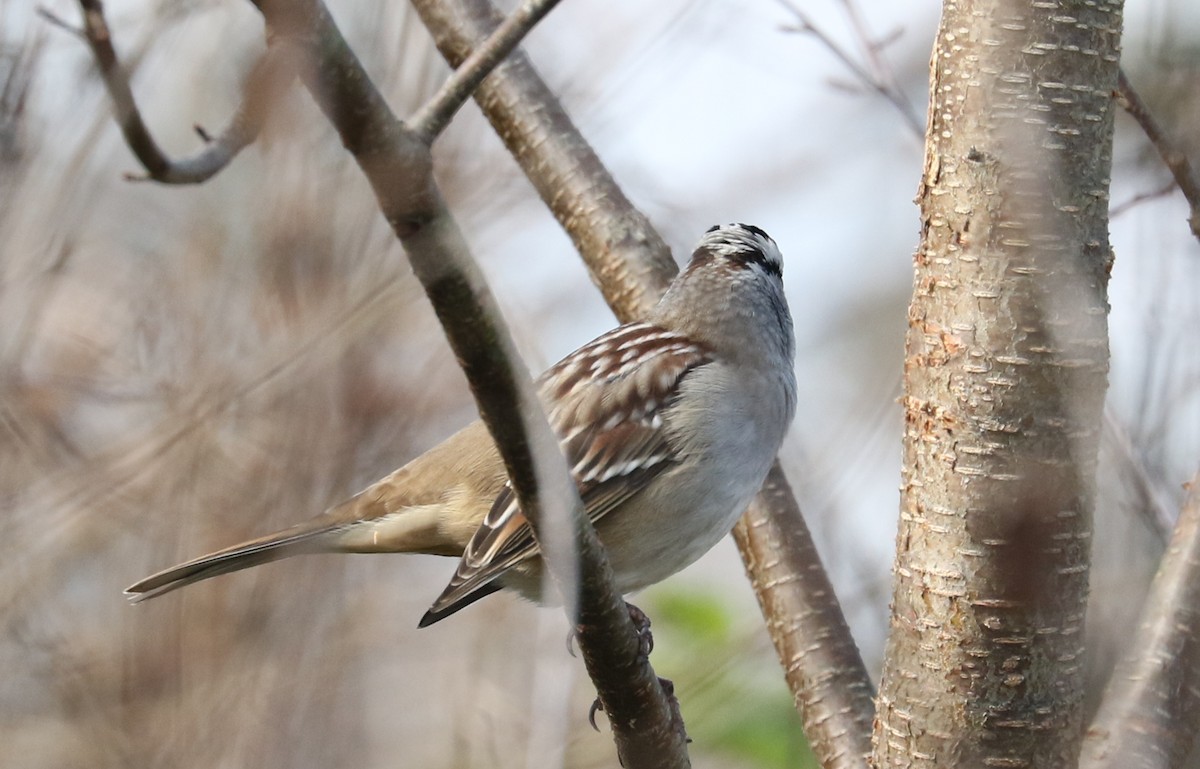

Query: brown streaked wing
left=423, top=324, right=712, bottom=619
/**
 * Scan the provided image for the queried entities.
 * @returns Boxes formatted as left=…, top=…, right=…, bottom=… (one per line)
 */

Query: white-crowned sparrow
left=126, top=223, right=797, bottom=626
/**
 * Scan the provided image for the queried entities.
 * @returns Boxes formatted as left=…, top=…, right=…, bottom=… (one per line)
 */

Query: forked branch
left=410, top=0, right=563, bottom=143
left=73, top=0, right=294, bottom=183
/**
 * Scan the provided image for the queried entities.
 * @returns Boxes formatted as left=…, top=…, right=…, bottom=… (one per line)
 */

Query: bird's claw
left=625, top=601, right=654, bottom=659
left=588, top=677, right=689, bottom=742
left=588, top=696, right=604, bottom=731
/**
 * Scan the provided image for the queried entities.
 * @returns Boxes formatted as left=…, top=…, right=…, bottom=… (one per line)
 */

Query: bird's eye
left=740, top=250, right=782, bottom=278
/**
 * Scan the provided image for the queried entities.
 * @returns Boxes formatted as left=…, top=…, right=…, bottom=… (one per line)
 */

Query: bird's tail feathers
left=124, top=523, right=344, bottom=603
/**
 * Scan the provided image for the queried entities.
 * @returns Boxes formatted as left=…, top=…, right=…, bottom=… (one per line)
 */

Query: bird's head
left=690, top=223, right=784, bottom=281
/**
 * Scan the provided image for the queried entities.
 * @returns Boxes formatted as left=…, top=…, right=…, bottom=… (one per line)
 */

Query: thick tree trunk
left=873, top=1, right=1122, bottom=767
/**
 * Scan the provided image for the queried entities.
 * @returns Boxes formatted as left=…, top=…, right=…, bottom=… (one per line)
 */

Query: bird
left=126, top=223, right=797, bottom=628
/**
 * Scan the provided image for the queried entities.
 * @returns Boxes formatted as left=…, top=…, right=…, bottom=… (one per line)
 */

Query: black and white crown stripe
left=699, top=223, right=783, bottom=278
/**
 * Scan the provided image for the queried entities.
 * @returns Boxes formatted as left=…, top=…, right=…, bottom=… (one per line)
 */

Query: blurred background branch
left=1115, top=67, right=1200, bottom=242
left=69, top=0, right=292, bottom=183
left=775, top=0, right=922, bottom=141
left=1081, top=469, right=1200, bottom=769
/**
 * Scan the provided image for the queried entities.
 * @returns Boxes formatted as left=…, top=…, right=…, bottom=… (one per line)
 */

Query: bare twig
left=37, top=6, right=86, bottom=39
left=71, top=0, right=293, bottom=184
left=412, top=2, right=875, bottom=766
left=1103, top=404, right=1176, bottom=541
left=410, top=0, right=563, bottom=143
left=1110, top=180, right=1177, bottom=219
left=1116, top=68, right=1200, bottom=241
left=1081, top=470, right=1200, bottom=769
left=776, top=0, right=922, bottom=139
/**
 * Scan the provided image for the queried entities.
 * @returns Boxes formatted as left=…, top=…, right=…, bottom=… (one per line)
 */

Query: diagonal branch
left=73, top=0, right=293, bottom=184
left=733, top=466, right=876, bottom=769
left=1116, top=68, right=1200, bottom=242
left=1081, top=469, right=1200, bottom=769
left=412, top=2, right=875, bottom=766
left=410, top=0, right=563, bottom=143
left=1103, top=403, right=1176, bottom=541
left=409, top=0, right=677, bottom=323
left=1111, top=179, right=1176, bottom=219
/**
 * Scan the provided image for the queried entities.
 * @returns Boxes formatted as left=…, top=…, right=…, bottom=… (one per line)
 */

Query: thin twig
left=72, top=0, right=293, bottom=184
left=1102, top=404, right=1176, bottom=541
left=776, top=0, right=922, bottom=139
left=410, top=0, right=677, bottom=320
left=837, top=0, right=915, bottom=127
left=1111, top=179, right=1177, bottom=219
left=410, top=0, right=563, bottom=143
left=1116, top=67, right=1200, bottom=242
left=37, top=6, right=86, bottom=39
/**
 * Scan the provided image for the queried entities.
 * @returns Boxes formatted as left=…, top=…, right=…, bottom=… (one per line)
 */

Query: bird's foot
left=625, top=601, right=653, bottom=659
left=566, top=601, right=653, bottom=659
left=588, top=676, right=689, bottom=743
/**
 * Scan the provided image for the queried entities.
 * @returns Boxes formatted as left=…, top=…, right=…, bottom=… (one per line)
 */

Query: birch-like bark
left=873, top=1, right=1121, bottom=767
left=733, top=467, right=875, bottom=769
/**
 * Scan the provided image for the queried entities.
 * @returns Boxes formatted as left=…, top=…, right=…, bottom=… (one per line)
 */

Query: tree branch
left=1116, top=67, right=1200, bottom=241
left=409, top=0, right=677, bottom=322
left=412, top=2, right=876, bottom=765
left=76, top=0, right=686, bottom=762
left=409, top=0, right=562, bottom=143
left=72, top=0, right=292, bottom=184
left=1081, top=470, right=1200, bottom=769
left=1103, top=404, right=1176, bottom=542
left=1110, top=179, right=1176, bottom=219
left=733, top=466, right=875, bottom=769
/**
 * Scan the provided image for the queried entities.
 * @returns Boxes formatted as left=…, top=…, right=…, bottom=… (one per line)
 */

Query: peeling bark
left=873, top=1, right=1121, bottom=767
